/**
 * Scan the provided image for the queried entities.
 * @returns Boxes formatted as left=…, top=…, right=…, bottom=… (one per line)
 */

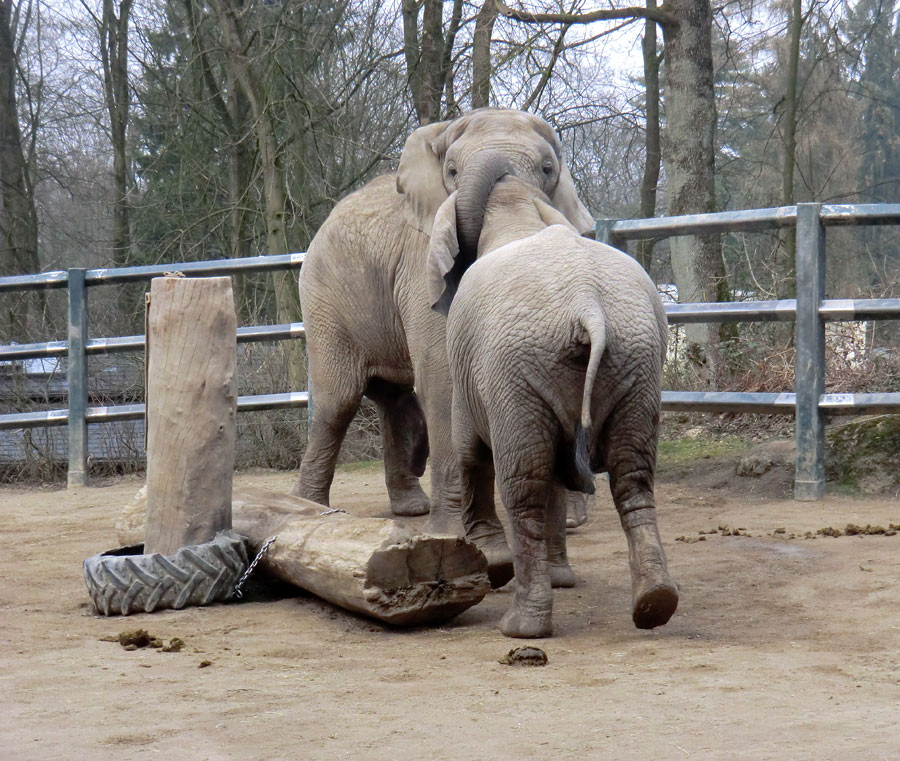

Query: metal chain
left=232, top=510, right=346, bottom=599
left=232, top=534, right=279, bottom=599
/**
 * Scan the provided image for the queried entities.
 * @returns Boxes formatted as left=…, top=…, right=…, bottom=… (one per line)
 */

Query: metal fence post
left=595, top=218, right=627, bottom=252
left=595, top=218, right=615, bottom=245
left=67, top=268, right=89, bottom=487
left=794, top=203, right=826, bottom=501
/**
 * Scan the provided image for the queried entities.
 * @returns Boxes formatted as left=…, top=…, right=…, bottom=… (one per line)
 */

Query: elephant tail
left=570, top=310, right=606, bottom=494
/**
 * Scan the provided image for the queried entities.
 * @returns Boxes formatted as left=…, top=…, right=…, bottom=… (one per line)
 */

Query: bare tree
left=497, top=0, right=727, bottom=383
left=402, top=0, right=463, bottom=123
left=0, top=0, right=42, bottom=340
left=210, top=0, right=306, bottom=389
left=80, top=0, right=134, bottom=268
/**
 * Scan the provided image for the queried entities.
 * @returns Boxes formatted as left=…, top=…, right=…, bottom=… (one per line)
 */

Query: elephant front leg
left=368, top=381, right=430, bottom=517
left=422, top=391, right=465, bottom=536
left=565, top=488, right=590, bottom=529
left=548, top=484, right=577, bottom=588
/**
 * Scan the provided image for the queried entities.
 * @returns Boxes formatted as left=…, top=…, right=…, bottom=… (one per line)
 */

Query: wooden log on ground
left=143, top=276, right=237, bottom=555
left=118, top=487, right=490, bottom=626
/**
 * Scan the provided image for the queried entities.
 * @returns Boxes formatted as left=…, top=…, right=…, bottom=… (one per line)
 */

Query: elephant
left=293, top=109, right=595, bottom=545
left=428, top=168, right=679, bottom=638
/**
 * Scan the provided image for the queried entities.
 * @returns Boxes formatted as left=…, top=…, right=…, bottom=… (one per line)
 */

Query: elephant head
left=425, top=174, right=578, bottom=315
left=396, top=109, right=594, bottom=295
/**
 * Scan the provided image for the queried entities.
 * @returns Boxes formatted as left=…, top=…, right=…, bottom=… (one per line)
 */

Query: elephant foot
left=621, top=509, right=678, bottom=629
left=548, top=562, right=576, bottom=588
left=290, top=478, right=328, bottom=506
left=500, top=605, right=552, bottom=639
left=468, top=528, right=514, bottom=589
left=424, top=509, right=465, bottom=538
left=388, top=486, right=431, bottom=517
left=632, top=579, right=679, bottom=630
left=480, top=544, right=513, bottom=589
left=565, top=491, right=589, bottom=530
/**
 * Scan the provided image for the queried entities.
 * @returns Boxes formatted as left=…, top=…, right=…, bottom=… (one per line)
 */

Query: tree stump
left=118, top=487, right=491, bottom=626
left=143, top=276, right=237, bottom=555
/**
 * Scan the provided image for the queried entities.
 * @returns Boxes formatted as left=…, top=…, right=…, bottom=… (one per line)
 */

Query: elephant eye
left=541, top=161, right=554, bottom=176
left=447, top=163, right=458, bottom=179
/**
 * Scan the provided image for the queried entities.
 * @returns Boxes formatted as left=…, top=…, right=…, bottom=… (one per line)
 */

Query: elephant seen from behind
left=429, top=172, right=679, bottom=638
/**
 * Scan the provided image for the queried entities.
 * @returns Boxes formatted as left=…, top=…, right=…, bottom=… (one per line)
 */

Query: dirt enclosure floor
left=2, top=461, right=899, bottom=761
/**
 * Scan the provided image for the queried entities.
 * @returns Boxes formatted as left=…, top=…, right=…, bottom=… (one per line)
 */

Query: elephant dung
left=117, top=486, right=490, bottom=627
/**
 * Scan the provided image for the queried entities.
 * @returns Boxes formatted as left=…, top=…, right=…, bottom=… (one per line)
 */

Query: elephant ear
left=534, top=197, right=579, bottom=232
left=551, top=162, right=596, bottom=238
left=426, top=191, right=468, bottom=316
left=396, top=120, right=452, bottom=235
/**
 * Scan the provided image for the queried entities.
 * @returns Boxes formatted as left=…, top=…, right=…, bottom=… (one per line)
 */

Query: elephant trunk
left=455, top=150, right=515, bottom=259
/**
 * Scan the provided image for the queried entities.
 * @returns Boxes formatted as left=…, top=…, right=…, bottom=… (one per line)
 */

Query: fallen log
left=117, top=487, right=490, bottom=626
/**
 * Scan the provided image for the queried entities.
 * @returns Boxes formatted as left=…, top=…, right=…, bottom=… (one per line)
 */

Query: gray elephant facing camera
left=294, top=109, right=594, bottom=546
left=429, top=171, right=679, bottom=638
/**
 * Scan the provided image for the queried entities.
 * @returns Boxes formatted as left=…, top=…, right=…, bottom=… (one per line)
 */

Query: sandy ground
left=1, top=461, right=899, bottom=761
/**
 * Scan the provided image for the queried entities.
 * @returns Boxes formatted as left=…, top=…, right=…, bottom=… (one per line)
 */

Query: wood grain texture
left=120, top=486, right=490, bottom=626
left=143, top=276, right=237, bottom=554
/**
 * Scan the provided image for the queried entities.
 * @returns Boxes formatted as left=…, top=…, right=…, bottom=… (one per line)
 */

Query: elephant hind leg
left=602, top=392, right=678, bottom=630
left=366, top=378, right=430, bottom=517
left=452, top=399, right=512, bottom=587
left=293, top=384, right=362, bottom=506
left=494, top=442, right=557, bottom=638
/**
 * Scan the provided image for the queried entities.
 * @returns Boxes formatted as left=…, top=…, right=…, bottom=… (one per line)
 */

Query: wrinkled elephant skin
left=435, top=177, right=679, bottom=638
left=293, top=109, right=595, bottom=558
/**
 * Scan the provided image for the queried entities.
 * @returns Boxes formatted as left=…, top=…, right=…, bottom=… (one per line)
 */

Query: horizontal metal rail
left=661, top=391, right=900, bottom=415
left=610, top=206, right=798, bottom=240
left=0, top=253, right=305, bottom=294
left=0, top=391, right=309, bottom=431
left=4, top=296, right=897, bottom=365
left=0, top=322, right=305, bottom=361
left=607, top=203, right=900, bottom=242
left=11, top=388, right=895, bottom=432
left=9, top=389, right=896, bottom=432
left=666, top=297, right=900, bottom=324
left=819, top=204, right=900, bottom=227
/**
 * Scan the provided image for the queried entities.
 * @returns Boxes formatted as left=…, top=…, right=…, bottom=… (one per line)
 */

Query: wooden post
left=143, top=276, right=237, bottom=555
left=119, top=487, right=491, bottom=626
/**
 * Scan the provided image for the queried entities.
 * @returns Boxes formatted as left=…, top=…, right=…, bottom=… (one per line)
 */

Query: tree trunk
left=402, top=0, right=460, bottom=124
left=182, top=0, right=252, bottom=316
left=0, top=0, right=42, bottom=341
left=213, top=0, right=306, bottom=390
left=779, top=0, right=803, bottom=298
left=636, top=0, right=662, bottom=275
left=660, top=0, right=726, bottom=384
left=144, top=276, right=237, bottom=555
left=100, top=0, right=133, bottom=269
left=472, top=1, right=498, bottom=109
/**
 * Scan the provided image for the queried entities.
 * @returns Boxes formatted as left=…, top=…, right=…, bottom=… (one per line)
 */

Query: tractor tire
left=83, top=530, right=249, bottom=616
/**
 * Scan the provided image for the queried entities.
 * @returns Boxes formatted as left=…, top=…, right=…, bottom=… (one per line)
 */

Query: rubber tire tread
left=83, top=530, right=249, bottom=616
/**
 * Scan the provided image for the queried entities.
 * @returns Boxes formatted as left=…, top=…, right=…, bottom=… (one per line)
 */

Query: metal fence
left=1, top=202, right=900, bottom=497
left=600, top=201, right=900, bottom=500
left=0, top=254, right=308, bottom=486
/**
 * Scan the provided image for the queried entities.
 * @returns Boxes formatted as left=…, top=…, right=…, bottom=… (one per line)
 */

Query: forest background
left=0, top=0, right=898, bottom=476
